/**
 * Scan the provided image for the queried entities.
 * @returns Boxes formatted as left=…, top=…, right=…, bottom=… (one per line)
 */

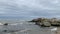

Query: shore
left=56, top=27, right=60, bottom=34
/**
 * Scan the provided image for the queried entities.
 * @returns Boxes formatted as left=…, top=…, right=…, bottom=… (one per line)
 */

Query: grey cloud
left=0, top=0, right=60, bottom=19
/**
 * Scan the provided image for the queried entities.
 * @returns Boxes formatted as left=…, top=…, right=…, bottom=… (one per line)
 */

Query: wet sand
left=56, top=27, right=60, bottom=34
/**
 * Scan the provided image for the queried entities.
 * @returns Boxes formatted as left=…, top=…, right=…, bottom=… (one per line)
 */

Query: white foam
left=10, top=23, right=23, bottom=25
left=51, top=27, right=57, bottom=31
left=0, top=23, right=3, bottom=25
left=20, top=29, right=31, bottom=32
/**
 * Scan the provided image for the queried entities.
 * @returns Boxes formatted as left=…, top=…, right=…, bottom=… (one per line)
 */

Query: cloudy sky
left=0, top=0, right=60, bottom=19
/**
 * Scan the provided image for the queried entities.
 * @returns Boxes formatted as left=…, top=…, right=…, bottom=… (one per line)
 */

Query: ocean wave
left=9, top=23, right=23, bottom=25
left=0, top=23, right=3, bottom=25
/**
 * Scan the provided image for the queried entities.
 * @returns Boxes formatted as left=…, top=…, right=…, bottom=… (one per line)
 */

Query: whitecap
left=0, top=23, right=3, bottom=25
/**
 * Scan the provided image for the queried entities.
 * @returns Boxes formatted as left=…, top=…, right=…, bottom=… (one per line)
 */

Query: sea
left=0, top=19, right=57, bottom=34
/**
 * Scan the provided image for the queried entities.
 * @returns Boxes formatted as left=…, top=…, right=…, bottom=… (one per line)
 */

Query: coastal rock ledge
left=29, top=18, right=60, bottom=27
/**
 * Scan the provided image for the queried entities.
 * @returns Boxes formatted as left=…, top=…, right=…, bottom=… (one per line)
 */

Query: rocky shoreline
left=29, top=18, right=60, bottom=27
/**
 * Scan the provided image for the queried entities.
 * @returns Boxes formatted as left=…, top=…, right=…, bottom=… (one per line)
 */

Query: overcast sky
left=0, top=0, right=60, bottom=19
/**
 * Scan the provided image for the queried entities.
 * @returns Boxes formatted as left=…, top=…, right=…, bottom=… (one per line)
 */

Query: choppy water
left=0, top=21, right=57, bottom=34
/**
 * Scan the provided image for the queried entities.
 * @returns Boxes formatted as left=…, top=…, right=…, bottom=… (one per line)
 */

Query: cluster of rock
left=29, top=18, right=60, bottom=27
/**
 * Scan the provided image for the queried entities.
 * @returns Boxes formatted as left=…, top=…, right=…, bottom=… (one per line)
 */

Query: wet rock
left=4, top=23, right=8, bottom=26
left=3, top=30, right=7, bottom=32
left=29, top=17, right=60, bottom=27
left=42, top=22, right=51, bottom=27
left=51, top=22, right=60, bottom=26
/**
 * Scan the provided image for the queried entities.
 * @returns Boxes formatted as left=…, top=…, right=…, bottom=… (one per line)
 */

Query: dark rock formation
left=3, top=30, right=7, bottom=32
left=4, top=23, right=8, bottom=26
left=29, top=18, right=60, bottom=27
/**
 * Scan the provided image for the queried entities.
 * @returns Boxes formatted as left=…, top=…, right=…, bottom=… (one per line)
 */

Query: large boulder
left=40, top=22, right=51, bottom=27
left=29, top=18, right=48, bottom=22
left=4, top=23, right=8, bottom=26
left=51, top=21, right=60, bottom=26
left=29, top=19, right=38, bottom=22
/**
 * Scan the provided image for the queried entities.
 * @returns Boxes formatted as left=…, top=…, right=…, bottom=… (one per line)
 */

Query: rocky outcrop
left=29, top=18, right=60, bottom=27
left=4, top=23, right=8, bottom=26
